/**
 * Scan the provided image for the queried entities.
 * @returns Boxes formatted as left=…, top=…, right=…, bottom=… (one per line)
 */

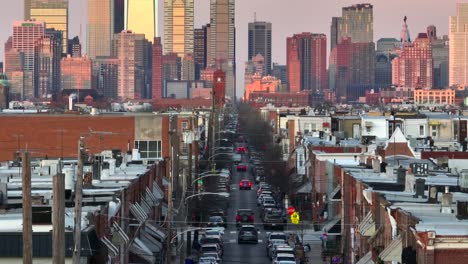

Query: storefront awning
left=429, top=121, right=441, bottom=126
left=379, top=237, right=402, bottom=262
left=297, top=182, right=312, bottom=194
left=322, top=215, right=342, bottom=235
left=358, top=212, right=376, bottom=237
left=330, top=185, right=341, bottom=201
left=356, top=251, right=374, bottom=264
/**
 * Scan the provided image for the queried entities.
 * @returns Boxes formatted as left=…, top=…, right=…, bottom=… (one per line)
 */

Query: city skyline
left=0, top=0, right=463, bottom=97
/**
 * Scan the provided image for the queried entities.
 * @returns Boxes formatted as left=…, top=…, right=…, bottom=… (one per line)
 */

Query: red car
left=237, top=163, right=247, bottom=171
left=237, top=146, right=247, bottom=153
left=239, top=179, right=252, bottom=190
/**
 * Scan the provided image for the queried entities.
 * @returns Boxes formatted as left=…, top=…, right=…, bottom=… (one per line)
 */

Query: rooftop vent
left=456, top=201, right=468, bottom=220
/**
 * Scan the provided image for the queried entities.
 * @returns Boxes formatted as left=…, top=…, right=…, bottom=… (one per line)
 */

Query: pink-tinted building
left=61, top=55, right=92, bottom=91
left=152, top=37, right=163, bottom=99
left=286, top=33, right=327, bottom=93
left=244, top=75, right=281, bottom=100
left=12, top=20, right=45, bottom=99
left=392, top=33, right=433, bottom=88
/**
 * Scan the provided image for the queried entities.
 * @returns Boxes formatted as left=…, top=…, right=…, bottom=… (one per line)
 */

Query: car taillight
left=248, top=182, right=252, bottom=187
left=249, top=215, right=254, bottom=221
left=236, top=215, right=240, bottom=221
left=239, top=183, right=242, bottom=187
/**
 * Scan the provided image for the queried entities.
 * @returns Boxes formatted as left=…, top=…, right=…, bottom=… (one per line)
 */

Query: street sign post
left=290, top=212, right=300, bottom=224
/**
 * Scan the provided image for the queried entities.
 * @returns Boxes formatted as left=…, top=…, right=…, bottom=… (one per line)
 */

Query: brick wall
left=0, top=115, right=135, bottom=161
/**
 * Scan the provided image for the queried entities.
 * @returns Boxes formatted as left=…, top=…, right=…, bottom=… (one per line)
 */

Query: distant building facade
left=338, top=4, right=373, bottom=43
left=61, top=55, right=92, bottom=91
left=87, top=0, right=112, bottom=58
left=392, top=33, right=433, bottom=89
left=152, top=37, right=163, bottom=99
left=34, top=29, right=62, bottom=98
left=286, top=33, right=327, bottom=93
left=164, top=0, right=194, bottom=56
left=248, top=21, right=272, bottom=75
left=449, top=3, right=468, bottom=87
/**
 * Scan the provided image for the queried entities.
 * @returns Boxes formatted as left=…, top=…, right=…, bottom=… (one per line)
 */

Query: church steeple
left=400, top=16, right=411, bottom=47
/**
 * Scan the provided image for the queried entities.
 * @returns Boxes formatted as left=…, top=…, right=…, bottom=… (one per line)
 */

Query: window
left=431, top=126, right=438, bottom=137
left=134, top=140, right=162, bottom=159
left=419, top=125, right=425, bottom=136
left=181, top=121, right=188, bottom=130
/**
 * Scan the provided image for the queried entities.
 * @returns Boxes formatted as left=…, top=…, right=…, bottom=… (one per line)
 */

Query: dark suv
left=236, top=209, right=254, bottom=227
left=237, top=225, right=258, bottom=244
left=263, top=209, right=286, bottom=230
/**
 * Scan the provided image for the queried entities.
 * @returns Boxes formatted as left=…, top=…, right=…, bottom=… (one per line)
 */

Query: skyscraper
left=449, top=3, right=468, bottom=87
left=152, top=37, right=163, bottom=99
left=34, top=29, right=62, bottom=98
left=68, top=36, right=81, bottom=57
left=330, top=37, right=375, bottom=101
left=126, top=0, right=157, bottom=42
left=87, top=0, right=113, bottom=58
left=210, top=0, right=236, bottom=99
left=375, top=38, right=399, bottom=88
left=164, top=0, right=194, bottom=56
left=194, top=25, right=209, bottom=79
left=330, top=17, right=341, bottom=49
left=26, top=0, right=69, bottom=54
left=93, top=57, right=119, bottom=99
left=114, top=0, right=125, bottom=34
left=392, top=33, right=433, bottom=89
left=286, top=33, right=327, bottom=93
left=248, top=21, right=272, bottom=75
left=181, top=53, right=195, bottom=80
left=61, top=55, right=92, bottom=91
left=432, top=35, right=449, bottom=88
left=338, top=4, right=373, bottom=43
left=12, top=20, right=45, bottom=99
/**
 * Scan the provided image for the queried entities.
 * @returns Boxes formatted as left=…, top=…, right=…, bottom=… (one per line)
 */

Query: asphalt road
left=220, top=155, right=271, bottom=264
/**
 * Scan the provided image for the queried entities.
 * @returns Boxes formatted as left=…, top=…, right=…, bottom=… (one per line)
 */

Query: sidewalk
left=286, top=221, right=328, bottom=264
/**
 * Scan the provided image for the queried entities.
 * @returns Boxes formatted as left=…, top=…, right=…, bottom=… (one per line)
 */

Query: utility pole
left=166, top=128, right=174, bottom=263
left=72, top=137, right=84, bottom=264
left=22, top=151, right=32, bottom=264
left=186, top=115, right=194, bottom=258
left=53, top=173, right=65, bottom=264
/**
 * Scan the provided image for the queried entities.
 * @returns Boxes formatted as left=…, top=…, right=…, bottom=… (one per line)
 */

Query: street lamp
left=185, top=192, right=230, bottom=202
left=191, top=173, right=229, bottom=186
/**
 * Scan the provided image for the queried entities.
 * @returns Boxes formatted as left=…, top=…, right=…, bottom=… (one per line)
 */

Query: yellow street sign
left=291, top=212, right=300, bottom=224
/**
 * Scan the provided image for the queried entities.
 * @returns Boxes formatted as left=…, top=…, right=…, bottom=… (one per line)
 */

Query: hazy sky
left=0, top=0, right=463, bottom=95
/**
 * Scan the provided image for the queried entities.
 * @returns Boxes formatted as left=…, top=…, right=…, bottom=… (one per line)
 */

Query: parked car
left=200, top=243, right=223, bottom=257
left=237, top=225, right=258, bottom=244
left=266, top=239, right=288, bottom=258
left=201, top=252, right=222, bottom=264
left=239, top=179, right=252, bottom=190
left=270, top=245, right=294, bottom=260
left=272, top=253, right=296, bottom=264
left=263, top=209, right=286, bottom=230
left=236, top=209, right=254, bottom=226
left=207, top=216, right=227, bottom=228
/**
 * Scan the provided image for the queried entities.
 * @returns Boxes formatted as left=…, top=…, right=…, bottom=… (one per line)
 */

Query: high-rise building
left=164, top=0, right=194, bottom=56
left=244, top=54, right=265, bottom=87
left=34, top=29, right=62, bottom=98
left=12, top=20, right=45, bottom=99
left=0, top=73, right=10, bottom=109
left=330, top=37, right=375, bottom=101
left=286, top=33, right=327, bottom=93
left=330, top=17, right=341, bottom=50
left=210, top=0, right=236, bottom=99
left=93, top=57, right=119, bottom=99
left=449, top=3, right=468, bottom=87
left=375, top=38, right=399, bottom=88
left=114, top=0, right=125, bottom=34
left=432, top=35, right=449, bottom=88
left=68, top=36, right=81, bottom=58
left=27, top=0, right=69, bottom=54
left=162, top=52, right=181, bottom=83
left=181, top=53, right=195, bottom=80
left=248, top=21, right=272, bottom=75
left=115, top=31, right=147, bottom=99
left=272, top=63, right=288, bottom=91
left=338, top=4, right=373, bottom=43
left=427, top=25, right=437, bottom=42
left=87, top=0, right=113, bottom=58
left=126, top=0, right=157, bottom=42
left=61, top=55, right=92, bottom=91
left=194, top=25, right=208, bottom=79
left=152, top=37, right=163, bottom=99
left=392, top=33, right=433, bottom=89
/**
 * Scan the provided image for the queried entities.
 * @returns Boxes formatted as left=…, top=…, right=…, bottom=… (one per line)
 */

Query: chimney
left=456, top=201, right=468, bottom=220
left=428, top=186, right=438, bottom=203
left=396, top=166, right=406, bottom=184
left=441, top=186, right=453, bottom=214
left=413, top=178, right=427, bottom=198
left=372, top=157, right=380, bottom=173
left=404, top=169, right=415, bottom=193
